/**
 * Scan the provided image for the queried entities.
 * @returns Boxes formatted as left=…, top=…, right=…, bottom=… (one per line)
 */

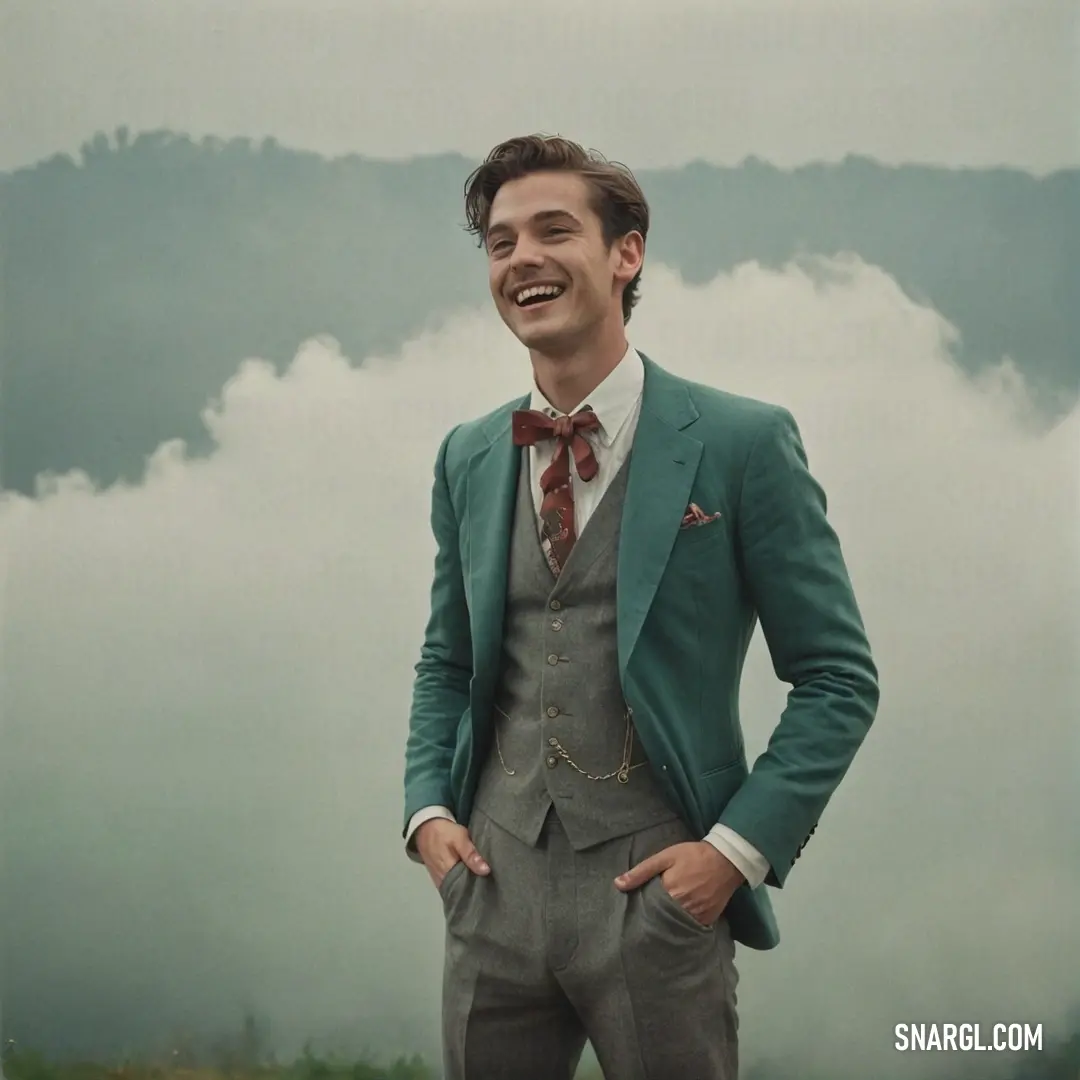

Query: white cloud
left=2, top=255, right=1077, bottom=1072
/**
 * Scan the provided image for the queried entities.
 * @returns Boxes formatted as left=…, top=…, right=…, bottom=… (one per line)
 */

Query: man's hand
left=614, top=841, right=745, bottom=926
left=415, top=818, right=491, bottom=890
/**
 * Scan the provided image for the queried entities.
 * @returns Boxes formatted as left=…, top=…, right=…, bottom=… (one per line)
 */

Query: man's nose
left=508, top=239, right=545, bottom=269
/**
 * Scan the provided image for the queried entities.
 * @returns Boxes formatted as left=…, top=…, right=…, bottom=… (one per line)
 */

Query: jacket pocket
left=675, top=517, right=727, bottom=551
left=700, top=758, right=744, bottom=781
left=699, top=758, right=748, bottom=820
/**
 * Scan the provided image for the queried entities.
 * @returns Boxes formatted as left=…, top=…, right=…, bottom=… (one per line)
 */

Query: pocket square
left=680, top=502, right=722, bottom=529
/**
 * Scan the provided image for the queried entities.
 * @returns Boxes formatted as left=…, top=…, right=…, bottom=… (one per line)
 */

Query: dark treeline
left=1, top=127, right=1076, bottom=497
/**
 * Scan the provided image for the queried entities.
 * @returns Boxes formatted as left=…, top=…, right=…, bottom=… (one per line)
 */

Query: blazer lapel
left=617, top=353, right=704, bottom=676
left=465, top=396, right=529, bottom=709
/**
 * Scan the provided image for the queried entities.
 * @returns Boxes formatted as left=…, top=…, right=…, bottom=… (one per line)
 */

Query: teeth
left=515, top=284, right=565, bottom=306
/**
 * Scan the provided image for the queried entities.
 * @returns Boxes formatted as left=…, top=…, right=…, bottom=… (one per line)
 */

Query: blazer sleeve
left=402, top=424, right=473, bottom=835
left=717, top=405, right=880, bottom=887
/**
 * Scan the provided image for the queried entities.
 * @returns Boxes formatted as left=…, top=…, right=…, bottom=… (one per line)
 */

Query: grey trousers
left=439, top=806, right=739, bottom=1080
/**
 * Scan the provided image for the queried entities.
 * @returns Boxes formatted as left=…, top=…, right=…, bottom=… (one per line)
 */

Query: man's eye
left=490, top=228, right=567, bottom=254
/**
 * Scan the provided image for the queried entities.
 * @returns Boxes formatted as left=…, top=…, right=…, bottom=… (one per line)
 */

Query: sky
left=3, top=254, right=1079, bottom=1073
left=1, top=0, right=1077, bottom=175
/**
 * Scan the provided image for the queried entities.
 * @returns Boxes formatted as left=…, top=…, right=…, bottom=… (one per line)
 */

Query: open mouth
left=514, top=284, right=566, bottom=311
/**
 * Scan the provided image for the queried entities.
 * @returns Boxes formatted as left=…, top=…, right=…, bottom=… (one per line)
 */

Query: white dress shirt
left=406, top=343, right=771, bottom=888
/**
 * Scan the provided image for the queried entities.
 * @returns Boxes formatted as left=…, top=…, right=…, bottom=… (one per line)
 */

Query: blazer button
left=547, top=654, right=559, bottom=665
left=546, top=755, right=558, bottom=769
left=546, top=706, right=559, bottom=717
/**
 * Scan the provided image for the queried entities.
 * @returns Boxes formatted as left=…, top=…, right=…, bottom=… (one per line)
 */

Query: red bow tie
left=511, top=408, right=601, bottom=490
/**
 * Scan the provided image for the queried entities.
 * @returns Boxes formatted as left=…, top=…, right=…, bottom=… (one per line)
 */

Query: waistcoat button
left=547, top=654, right=559, bottom=665
left=549, top=600, right=561, bottom=611
left=546, top=706, right=559, bottom=718
left=546, top=755, right=558, bottom=768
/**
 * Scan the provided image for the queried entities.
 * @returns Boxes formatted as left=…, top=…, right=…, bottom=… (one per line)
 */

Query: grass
left=2, top=1042, right=435, bottom=1080
left=1, top=1037, right=607, bottom=1080
left=6, top=1016, right=1078, bottom=1080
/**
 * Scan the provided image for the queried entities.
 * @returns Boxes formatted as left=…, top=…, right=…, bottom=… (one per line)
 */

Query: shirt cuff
left=703, top=822, right=771, bottom=889
left=405, top=806, right=456, bottom=863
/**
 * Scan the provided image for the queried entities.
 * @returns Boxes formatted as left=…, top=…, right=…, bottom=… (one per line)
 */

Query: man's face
left=485, top=171, right=639, bottom=353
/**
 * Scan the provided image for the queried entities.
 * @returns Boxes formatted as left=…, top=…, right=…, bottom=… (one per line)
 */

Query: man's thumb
left=458, top=839, right=490, bottom=875
left=615, top=853, right=661, bottom=890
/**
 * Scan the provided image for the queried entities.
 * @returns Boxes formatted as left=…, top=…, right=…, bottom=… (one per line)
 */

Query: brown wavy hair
left=463, top=134, right=649, bottom=325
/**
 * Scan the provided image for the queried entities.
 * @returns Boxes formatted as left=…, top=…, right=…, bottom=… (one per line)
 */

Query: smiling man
left=401, top=134, right=880, bottom=1080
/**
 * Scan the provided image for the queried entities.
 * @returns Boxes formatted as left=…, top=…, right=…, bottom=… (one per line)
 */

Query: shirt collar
left=528, top=343, right=644, bottom=448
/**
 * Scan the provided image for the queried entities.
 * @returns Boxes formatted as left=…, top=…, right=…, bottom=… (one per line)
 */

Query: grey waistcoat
left=472, top=447, right=680, bottom=851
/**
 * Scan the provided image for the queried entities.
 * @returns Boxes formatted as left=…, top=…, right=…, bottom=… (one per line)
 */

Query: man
left=402, top=134, right=879, bottom=1080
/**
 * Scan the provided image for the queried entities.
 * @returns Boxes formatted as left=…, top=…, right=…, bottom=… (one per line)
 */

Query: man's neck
left=529, top=334, right=628, bottom=415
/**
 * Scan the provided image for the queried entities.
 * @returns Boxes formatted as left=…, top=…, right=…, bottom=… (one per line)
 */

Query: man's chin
left=512, top=317, right=572, bottom=350
left=518, top=326, right=570, bottom=352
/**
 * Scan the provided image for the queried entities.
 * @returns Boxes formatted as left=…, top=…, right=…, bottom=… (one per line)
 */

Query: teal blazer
left=403, top=352, right=879, bottom=950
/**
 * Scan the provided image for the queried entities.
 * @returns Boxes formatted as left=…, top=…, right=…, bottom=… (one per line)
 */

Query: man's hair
left=463, top=134, right=649, bottom=325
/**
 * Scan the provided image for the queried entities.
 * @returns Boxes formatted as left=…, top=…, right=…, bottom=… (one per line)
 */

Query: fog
left=3, top=254, right=1077, bottom=1075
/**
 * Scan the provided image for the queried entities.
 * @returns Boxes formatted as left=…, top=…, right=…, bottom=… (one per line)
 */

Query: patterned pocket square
left=679, top=502, right=722, bottom=529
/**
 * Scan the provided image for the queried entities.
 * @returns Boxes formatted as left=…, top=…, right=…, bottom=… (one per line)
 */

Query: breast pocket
left=679, top=519, right=724, bottom=545
left=665, top=515, right=738, bottom=606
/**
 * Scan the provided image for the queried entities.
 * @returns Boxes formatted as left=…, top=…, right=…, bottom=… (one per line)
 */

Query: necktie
left=511, top=407, right=601, bottom=576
